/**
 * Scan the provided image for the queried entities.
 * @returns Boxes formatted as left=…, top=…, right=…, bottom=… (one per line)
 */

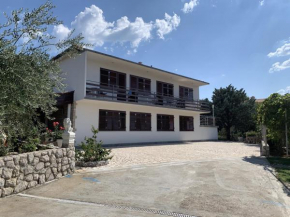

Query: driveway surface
left=1, top=142, right=290, bottom=217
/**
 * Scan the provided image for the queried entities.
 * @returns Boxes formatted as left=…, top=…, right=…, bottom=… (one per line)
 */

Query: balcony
left=85, top=81, right=211, bottom=112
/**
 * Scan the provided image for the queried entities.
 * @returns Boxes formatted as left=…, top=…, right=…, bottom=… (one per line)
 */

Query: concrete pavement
left=1, top=156, right=290, bottom=217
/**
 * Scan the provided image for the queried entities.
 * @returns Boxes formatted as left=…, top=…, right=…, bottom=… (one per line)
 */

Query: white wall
left=86, top=54, right=201, bottom=100
left=74, top=99, right=218, bottom=145
left=60, top=53, right=86, bottom=101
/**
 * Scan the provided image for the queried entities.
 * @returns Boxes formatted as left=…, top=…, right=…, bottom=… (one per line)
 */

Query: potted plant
left=53, top=122, right=64, bottom=148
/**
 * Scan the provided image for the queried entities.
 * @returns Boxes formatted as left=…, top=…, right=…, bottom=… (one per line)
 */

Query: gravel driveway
left=77, top=141, right=261, bottom=172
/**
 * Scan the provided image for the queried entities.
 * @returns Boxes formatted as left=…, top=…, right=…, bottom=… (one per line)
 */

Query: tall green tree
left=212, top=85, right=256, bottom=140
left=0, top=1, right=88, bottom=141
left=257, top=93, right=290, bottom=155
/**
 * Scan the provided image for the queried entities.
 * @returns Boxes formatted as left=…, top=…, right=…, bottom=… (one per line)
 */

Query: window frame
left=100, top=68, right=127, bottom=89
left=179, top=116, right=194, bottom=131
left=156, top=81, right=174, bottom=97
left=179, top=86, right=193, bottom=100
left=157, top=114, right=174, bottom=131
left=130, top=112, right=151, bottom=131
left=99, top=109, right=126, bottom=131
left=130, top=75, right=151, bottom=93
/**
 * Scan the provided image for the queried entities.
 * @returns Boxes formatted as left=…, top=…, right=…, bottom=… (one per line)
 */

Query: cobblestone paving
left=77, top=142, right=260, bottom=172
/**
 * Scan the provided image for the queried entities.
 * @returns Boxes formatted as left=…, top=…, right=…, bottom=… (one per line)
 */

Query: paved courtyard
left=1, top=142, right=290, bottom=217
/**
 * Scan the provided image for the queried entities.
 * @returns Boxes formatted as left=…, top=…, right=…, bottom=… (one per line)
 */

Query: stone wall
left=0, top=147, right=75, bottom=197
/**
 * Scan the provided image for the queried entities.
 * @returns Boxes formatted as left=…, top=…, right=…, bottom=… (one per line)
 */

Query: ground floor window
left=130, top=112, right=151, bottom=131
left=180, top=116, right=194, bottom=131
left=157, top=114, right=174, bottom=131
left=99, top=110, right=126, bottom=131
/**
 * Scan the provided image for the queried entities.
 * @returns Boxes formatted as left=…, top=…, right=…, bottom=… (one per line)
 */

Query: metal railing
left=85, top=81, right=211, bottom=112
left=200, top=116, right=215, bottom=126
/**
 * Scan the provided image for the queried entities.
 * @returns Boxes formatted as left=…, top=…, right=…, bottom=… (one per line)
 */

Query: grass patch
left=267, top=157, right=290, bottom=166
left=267, top=157, right=290, bottom=184
left=275, top=168, right=290, bottom=183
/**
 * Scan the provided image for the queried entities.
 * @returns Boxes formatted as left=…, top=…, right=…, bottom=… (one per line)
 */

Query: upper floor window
left=157, top=81, right=174, bottom=97
left=130, top=75, right=151, bottom=92
left=100, top=68, right=126, bottom=89
left=130, top=112, right=151, bottom=131
left=179, top=86, right=193, bottom=100
left=99, top=109, right=126, bottom=131
left=180, top=116, right=194, bottom=131
left=157, top=114, right=174, bottom=131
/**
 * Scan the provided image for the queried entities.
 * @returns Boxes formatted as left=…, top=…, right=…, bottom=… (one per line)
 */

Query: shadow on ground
left=242, top=155, right=290, bottom=197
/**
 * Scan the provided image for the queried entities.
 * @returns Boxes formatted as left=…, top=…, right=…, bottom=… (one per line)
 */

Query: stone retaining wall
left=0, top=147, right=75, bottom=197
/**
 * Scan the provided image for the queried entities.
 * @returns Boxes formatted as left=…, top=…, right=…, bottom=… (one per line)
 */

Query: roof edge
left=53, top=48, right=210, bottom=86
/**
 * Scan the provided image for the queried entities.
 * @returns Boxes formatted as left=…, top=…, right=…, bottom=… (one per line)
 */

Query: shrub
left=19, top=138, right=39, bottom=153
left=76, top=126, right=112, bottom=162
left=246, top=131, right=257, bottom=137
left=0, top=144, right=10, bottom=157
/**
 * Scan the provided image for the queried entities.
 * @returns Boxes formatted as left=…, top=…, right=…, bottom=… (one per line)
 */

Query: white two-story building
left=54, top=49, right=218, bottom=145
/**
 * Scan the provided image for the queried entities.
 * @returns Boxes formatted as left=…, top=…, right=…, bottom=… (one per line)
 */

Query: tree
left=257, top=93, right=290, bottom=155
left=0, top=1, right=88, bottom=143
left=212, top=85, right=256, bottom=140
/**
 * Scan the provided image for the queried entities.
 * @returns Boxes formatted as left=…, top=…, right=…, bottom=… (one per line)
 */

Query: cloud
left=259, top=0, right=265, bottom=6
left=269, top=58, right=290, bottom=73
left=155, top=13, right=181, bottom=39
left=182, top=0, right=199, bottom=14
left=52, top=24, right=71, bottom=41
left=277, top=86, right=290, bottom=95
left=53, top=5, right=181, bottom=52
left=268, top=43, right=290, bottom=58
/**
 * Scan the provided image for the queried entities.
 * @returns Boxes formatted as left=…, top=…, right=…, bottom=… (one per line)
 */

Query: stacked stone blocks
left=0, top=147, right=75, bottom=197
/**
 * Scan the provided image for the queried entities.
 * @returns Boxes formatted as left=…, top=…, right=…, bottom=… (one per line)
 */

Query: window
left=179, top=86, right=193, bottom=100
left=130, top=112, right=151, bottom=131
left=157, top=114, right=174, bottom=131
left=100, top=68, right=126, bottom=88
left=100, top=68, right=126, bottom=101
left=157, top=81, right=174, bottom=97
left=129, top=76, right=151, bottom=103
left=180, top=116, right=194, bottom=131
left=99, top=110, right=126, bottom=131
left=130, top=75, right=151, bottom=92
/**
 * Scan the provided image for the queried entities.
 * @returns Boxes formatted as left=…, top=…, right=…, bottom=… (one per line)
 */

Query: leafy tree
left=257, top=93, right=290, bottom=155
left=0, top=1, right=88, bottom=143
left=212, top=85, right=256, bottom=140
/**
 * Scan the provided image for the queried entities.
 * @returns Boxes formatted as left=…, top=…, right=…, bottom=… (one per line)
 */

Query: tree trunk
left=226, top=127, right=231, bottom=141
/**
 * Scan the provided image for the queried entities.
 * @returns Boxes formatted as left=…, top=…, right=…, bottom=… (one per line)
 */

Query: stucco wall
left=86, top=54, right=200, bottom=100
left=0, top=147, right=75, bottom=197
left=60, top=52, right=87, bottom=101
left=74, top=99, right=218, bottom=145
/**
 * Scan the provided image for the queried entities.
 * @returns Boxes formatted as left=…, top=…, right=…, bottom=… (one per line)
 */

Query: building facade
left=57, top=49, right=218, bottom=145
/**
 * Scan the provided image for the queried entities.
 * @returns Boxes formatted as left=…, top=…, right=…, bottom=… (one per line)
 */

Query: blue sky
left=1, top=0, right=290, bottom=99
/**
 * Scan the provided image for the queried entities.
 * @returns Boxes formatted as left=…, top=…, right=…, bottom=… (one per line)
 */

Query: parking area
left=1, top=142, right=290, bottom=217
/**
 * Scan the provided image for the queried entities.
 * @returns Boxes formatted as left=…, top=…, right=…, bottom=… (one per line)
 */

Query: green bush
left=0, top=144, right=10, bottom=157
left=76, top=126, right=112, bottom=162
left=246, top=131, right=257, bottom=137
left=19, top=138, right=39, bottom=153
left=218, top=128, right=227, bottom=140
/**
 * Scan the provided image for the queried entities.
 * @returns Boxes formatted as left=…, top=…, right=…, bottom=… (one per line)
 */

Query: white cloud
left=277, top=86, right=290, bottom=95
left=52, top=24, right=71, bottom=41
left=53, top=5, right=181, bottom=52
left=182, top=0, right=199, bottom=14
left=155, top=13, right=181, bottom=39
left=268, top=43, right=290, bottom=58
left=259, top=0, right=265, bottom=6
left=269, top=58, right=290, bottom=73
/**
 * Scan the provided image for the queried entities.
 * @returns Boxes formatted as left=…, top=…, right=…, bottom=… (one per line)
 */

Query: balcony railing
left=85, top=81, right=211, bottom=112
left=200, top=116, right=216, bottom=126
